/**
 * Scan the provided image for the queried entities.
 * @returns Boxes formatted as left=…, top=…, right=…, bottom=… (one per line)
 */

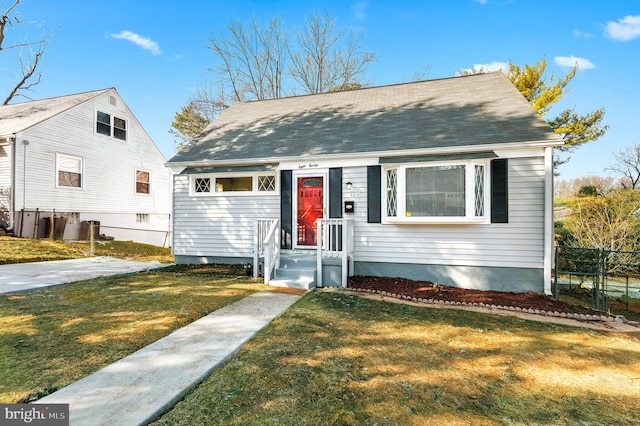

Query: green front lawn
left=153, top=291, right=640, bottom=425
left=0, top=264, right=265, bottom=403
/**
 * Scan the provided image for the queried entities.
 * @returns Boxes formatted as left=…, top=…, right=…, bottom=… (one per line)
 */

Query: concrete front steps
left=269, top=251, right=317, bottom=290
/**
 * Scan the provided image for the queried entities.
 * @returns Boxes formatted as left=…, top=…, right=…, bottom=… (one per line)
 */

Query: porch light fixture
left=345, top=181, right=352, bottom=191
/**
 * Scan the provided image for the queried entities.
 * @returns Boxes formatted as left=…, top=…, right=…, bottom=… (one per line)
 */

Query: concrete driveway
left=0, top=257, right=164, bottom=294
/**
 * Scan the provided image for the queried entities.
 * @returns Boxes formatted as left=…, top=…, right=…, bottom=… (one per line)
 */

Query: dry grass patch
left=153, top=291, right=640, bottom=426
left=0, top=237, right=83, bottom=264
left=0, top=237, right=173, bottom=264
left=0, top=265, right=267, bottom=403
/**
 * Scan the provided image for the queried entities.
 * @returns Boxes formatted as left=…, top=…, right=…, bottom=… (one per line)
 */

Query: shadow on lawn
left=153, top=291, right=640, bottom=425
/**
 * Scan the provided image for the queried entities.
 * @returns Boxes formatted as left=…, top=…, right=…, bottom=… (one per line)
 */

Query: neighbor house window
left=136, top=213, right=150, bottom=223
left=190, top=173, right=277, bottom=196
left=383, top=160, right=488, bottom=223
left=96, top=110, right=127, bottom=141
left=114, top=117, right=127, bottom=140
left=96, top=111, right=111, bottom=136
left=136, top=170, right=150, bottom=194
left=56, top=153, right=83, bottom=188
left=65, top=212, right=80, bottom=224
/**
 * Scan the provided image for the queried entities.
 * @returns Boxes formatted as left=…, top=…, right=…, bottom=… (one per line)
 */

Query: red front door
left=297, top=176, right=324, bottom=246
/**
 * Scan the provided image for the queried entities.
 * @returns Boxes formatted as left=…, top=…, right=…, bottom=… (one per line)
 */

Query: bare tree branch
left=0, top=0, right=21, bottom=50
left=1, top=0, right=54, bottom=104
left=607, top=143, right=640, bottom=189
left=289, top=11, right=375, bottom=94
left=208, top=17, right=287, bottom=102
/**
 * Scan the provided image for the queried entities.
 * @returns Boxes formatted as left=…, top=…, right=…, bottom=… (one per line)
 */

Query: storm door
left=295, top=175, right=325, bottom=247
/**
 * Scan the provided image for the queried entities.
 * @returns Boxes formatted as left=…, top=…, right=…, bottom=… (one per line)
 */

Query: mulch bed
left=348, top=275, right=590, bottom=314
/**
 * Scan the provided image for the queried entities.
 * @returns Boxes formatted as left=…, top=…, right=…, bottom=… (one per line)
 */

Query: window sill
left=383, top=217, right=489, bottom=225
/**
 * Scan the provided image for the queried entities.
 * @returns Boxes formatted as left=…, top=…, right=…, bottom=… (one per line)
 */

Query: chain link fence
left=553, top=246, right=640, bottom=315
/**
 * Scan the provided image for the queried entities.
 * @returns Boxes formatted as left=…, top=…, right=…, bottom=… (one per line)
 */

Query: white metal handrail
left=253, top=219, right=279, bottom=281
left=262, top=219, right=280, bottom=284
left=316, top=218, right=355, bottom=287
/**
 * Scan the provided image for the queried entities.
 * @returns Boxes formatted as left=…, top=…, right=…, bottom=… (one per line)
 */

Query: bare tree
left=554, top=175, right=620, bottom=199
left=0, top=0, right=53, bottom=105
left=173, top=11, right=376, bottom=150
left=289, top=10, right=375, bottom=94
left=208, top=16, right=288, bottom=102
left=607, top=143, right=640, bottom=189
left=568, top=190, right=640, bottom=272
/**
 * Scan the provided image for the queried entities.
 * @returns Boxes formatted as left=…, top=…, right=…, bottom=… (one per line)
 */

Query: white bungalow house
left=166, top=72, right=562, bottom=293
left=0, top=88, right=172, bottom=247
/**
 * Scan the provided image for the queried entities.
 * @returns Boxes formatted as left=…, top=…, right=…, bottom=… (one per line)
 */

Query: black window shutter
left=280, top=170, right=293, bottom=249
left=367, top=165, right=382, bottom=223
left=491, top=159, right=508, bottom=223
left=329, top=168, right=343, bottom=218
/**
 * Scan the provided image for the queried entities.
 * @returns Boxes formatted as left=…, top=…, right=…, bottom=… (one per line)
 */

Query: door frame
left=292, top=169, right=328, bottom=250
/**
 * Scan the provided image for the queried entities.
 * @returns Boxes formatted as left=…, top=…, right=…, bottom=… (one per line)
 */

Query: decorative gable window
left=56, top=153, right=83, bottom=188
left=96, top=110, right=127, bottom=141
left=383, top=160, right=489, bottom=223
left=136, top=170, right=150, bottom=194
left=190, top=173, right=278, bottom=196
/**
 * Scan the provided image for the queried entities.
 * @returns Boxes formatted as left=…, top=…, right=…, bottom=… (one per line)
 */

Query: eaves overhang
left=166, top=138, right=564, bottom=171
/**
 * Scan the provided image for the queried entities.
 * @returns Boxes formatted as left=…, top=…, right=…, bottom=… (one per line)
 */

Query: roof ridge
left=240, top=72, right=505, bottom=105
left=2, top=87, right=114, bottom=107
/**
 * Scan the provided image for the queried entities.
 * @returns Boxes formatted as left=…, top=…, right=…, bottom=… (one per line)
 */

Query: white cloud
left=572, top=28, right=593, bottom=39
left=352, top=2, right=368, bottom=20
left=110, top=30, right=161, bottom=55
left=459, top=61, right=508, bottom=75
left=604, top=15, right=640, bottom=41
left=554, top=56, right=596, bottom=70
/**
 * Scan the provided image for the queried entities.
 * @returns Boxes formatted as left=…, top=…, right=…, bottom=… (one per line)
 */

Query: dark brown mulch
left=348, top=275, right=591, bottom=314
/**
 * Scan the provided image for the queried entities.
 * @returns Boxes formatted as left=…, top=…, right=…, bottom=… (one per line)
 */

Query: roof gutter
left=165, top=138, right=564, bottom=170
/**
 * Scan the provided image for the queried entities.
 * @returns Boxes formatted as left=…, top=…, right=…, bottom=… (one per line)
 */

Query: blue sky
left=2, top=0, right=639, bottom=181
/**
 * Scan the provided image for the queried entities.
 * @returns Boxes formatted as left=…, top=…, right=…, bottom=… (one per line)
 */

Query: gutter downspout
left=544, top=146, right=554, bottom=296
left=5, top=136, right=17, bottom=230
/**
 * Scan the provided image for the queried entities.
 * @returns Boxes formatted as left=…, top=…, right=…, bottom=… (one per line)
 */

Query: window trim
left=55, top=153, right=84, bottom=189
left=382, top=159, right=490, bottom=224
left=95, top=108, right=128, bottom=141
left=189, top=172, right=279, bottom=196
left=135, top=169, right=151, bottom=195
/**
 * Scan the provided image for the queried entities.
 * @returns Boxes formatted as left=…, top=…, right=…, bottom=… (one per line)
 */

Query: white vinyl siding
left=11, top=90, right=171, bottom=245
left=344, top=157, right=544, bottom=270
left=173, top=174, right=279, bottom=257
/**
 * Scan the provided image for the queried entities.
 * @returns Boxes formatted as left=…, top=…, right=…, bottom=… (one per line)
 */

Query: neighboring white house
left=166, top=72, right=562, bottom=293
left=0, top=88, right=172, bottom=247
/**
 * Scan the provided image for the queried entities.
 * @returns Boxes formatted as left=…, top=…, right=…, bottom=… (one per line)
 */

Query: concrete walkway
left=37, top=291, right=302, bottom=426
left=0, top=257, right=163, bottom=294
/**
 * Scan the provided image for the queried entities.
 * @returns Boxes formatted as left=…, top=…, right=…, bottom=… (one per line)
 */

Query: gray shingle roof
left=0, top=88, right=111, bottom=136
left=168, top=72, right=560, bottom=165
